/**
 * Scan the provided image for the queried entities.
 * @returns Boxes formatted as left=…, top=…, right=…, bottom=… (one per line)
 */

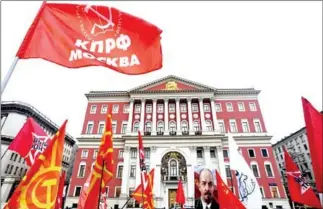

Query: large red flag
left=77, top=111, right=114, bottom=209
left=5, top=120, right=67, bottom=209
left=138, top=131, right=149, bottom=199
left=131, top=169, right=155, bottom=209
left=301, top=97, right=323, bottom=193
left=176, top=179, right=186, bottom=208
left=216, top=171, right=246, bottom=209
left=16, top=2, right=163, bottom=75
left=55, top=171, right=66, bottom=209
left=284, top=147, right=322, bottom=208
left=7, top=117, right=50, bottom=166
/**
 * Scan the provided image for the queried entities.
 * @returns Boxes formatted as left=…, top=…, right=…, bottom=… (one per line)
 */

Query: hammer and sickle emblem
left=84, top=5, right=115, bottom=36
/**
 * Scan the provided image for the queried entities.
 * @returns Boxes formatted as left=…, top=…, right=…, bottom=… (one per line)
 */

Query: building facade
left=273, top=127, right=318, bottom=209
left=0, top=101, right=78, bottom=204
left=66, top=75, right=290, bottom=209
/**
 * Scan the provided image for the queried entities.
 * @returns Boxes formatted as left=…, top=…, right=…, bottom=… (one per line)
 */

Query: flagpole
left=120, top=197, right=132, bottom=209
left=1, top=148, right=9, bottom=160
left=97, top=160, right=105, bottom=209
left=1, top=57, right=19, bottom=95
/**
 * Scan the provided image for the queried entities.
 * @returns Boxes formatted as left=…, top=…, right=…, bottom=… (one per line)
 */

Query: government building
left=66, top=75, right=290, bottom=209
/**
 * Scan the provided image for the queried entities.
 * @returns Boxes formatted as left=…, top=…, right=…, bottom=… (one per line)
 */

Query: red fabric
left=5, top=120, right=67, bottom=209
left=17, top=2, right=163, bottom=75
left=302, top=97, right=323, bottom=193
left=131, top=169, right=155, bottom=209
left=78, top=111, right=115, bottom=209
left=176, top=179, right=186, bottom=207
left=216, top=171, right=246, bottom=209
left=284, top=147, right=322, bottom=208
left=55, top=171, right=66, bottom=209
left=8, top=117, right=49, bottom=166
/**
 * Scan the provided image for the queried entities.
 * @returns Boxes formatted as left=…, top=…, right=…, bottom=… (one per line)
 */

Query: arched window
left=157, top=121, right=164, bottom=132
left=169, top=121, right=176, bottom=132
left=206, top=120, right=213, bottom=131
left=181, top=121, right=188, bottom=132
left=169, top=160, right=177, bottom=177
left=193, top=121, right=200, bottom=131
left=78, top=161, right=86, bottom=178
left=133, top=121, right=139, bottom=132
left=145, top=122, right=152, bottom=132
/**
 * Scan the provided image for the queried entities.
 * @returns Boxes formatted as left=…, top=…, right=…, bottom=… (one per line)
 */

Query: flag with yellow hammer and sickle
left=5, top=120, right=68, bottom=209
left=78, top=111, right=114, bottom=209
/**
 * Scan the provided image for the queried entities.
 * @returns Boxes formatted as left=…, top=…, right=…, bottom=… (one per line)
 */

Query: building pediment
left=128, top=75, right=216, bottom=93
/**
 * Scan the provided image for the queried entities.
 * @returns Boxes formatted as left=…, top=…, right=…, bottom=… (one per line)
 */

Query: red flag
left=77, top=174, right=91, bottom=209
left=131, top=169, right=155, bottom=209
left=16, top=2, right=163, bottom=75
left=8, top=117, right=49, bottom=166
left=284, top=147, right=322, bottom=208
left=216, top=171, right=246, bottom=209
left=55, top=171, right=66, bottom=209
left=138, top=131, right=149, bottom=191
left=78, top=111, right=114, bottom=209
left=302, top=97, right=323, bottom=193
left=5, top=120, right=67, bottom=209
left=176, top=179, right=186, bottom=208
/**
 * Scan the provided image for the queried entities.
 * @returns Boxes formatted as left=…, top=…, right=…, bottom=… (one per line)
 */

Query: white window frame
left=226, top=102, right=233, bottom=112
left=74, top=186, right=82, bottom=196
left=270, top=186, right=280, bottom=198
left=264, top=161, right=275, bottom=178
left=253, top=119, right=263, bottom=132
left=86, top=121, right=94, bottom=134
left=203, top=104, right=210, bottom=112
left=250, top=161, right=261, bottom=178
left=121, top=122, right=128, bottom=134
left=146, top=104, right=152, bottom=113
left=90, top=105, right=97, bottom=114
left=130, top=164, right=136, bottom=177
left=241, top=119, right=250, bottom=133
left=261, top=148, right=269, bottom=158
left=192, top=103, right=198, bottom=112
left=248, top=148, right=256, bottom=158
left=217, top=120, right=225, bottom=133
left=169, top=120, right=176, bottom=131
left=169, top=104, right=175, bottom=113
left=97, top=121, right=105, bottom=134
left=238, top=102, right=245, bottom=111
left=157, top=121, right=164, bottom=132
left=145, top=121, right=152, bottom=132
left=181, top=120, right=188, bottom=132
left=180, top=104, right=187, bottom=113
left=93, top=150, right=98, bottom=159
left=77, top=162, right=86, bottom=178
left=123, top=104, right=129, bottom=113
left=118, top=150, right=124, bottom=159
left=133, top=121, right=140, bottom=132
left=193, top=120, right=200, bottom=131
left=229, top=119, right=237, bottom=133
left=249, top=102, right=257, bottom=111
left=117, top=165, right=123, bottom=178
left=101, top=105, right=108, bottom=114
left=115, top=186, right=121, bottom=198
left=112, top=121, right=117, bottom=134
left=205, top=120, right=213, bottom=131
left=215, top=103, right=222, bottom=112
left=81, top=150, right=88, bottom=159
left=157, top=104, right=164, bottom=113
left=112, top=104, right=119, bottom=114
left=134, top=104, right=141, bottom=113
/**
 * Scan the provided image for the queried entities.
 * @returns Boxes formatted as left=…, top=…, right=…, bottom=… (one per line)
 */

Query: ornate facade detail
left=165, top=81, right=179, bottom=91
left=161, top=151, right=187, bottom=182
left=124, top=146, right=131, bottom=152
left=203, top=146, right=210, bottom=151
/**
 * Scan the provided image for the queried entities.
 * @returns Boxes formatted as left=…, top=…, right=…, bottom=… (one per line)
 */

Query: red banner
left=8, top=117, right=49, bottom=166
left=17, top=2, right=163, bottom=75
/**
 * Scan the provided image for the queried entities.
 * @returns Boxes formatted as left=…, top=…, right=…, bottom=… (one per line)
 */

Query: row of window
left=4, top=164, right=27, bottom=176
left=225, top=161, right=275, bottom=178
left=85, top=118, right=263, bottom=134
left=89, top=101, right=258, bottom=115
left=80, top=149, right=150, bottom=160
left=9, top=153, right=25, bottom=164
left=223, top=148, right=269, bottom=158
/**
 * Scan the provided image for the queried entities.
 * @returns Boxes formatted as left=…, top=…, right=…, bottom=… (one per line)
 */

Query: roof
left=1, top=101, right=76, bottom=145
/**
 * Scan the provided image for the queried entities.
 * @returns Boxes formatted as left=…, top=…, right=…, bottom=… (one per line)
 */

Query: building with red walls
left=65, top=75, right=290, bottom=209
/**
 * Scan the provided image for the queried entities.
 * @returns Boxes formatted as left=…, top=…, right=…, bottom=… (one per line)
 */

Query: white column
left=210, top=97, right=220, bottom=132
left=152, top=99, right=157, bottom=135
left=199, top=97, right=206, bottom=132
left=121, top=146, right=130, bottom=196
left=164, top=99, right=169, bottom=134
left=135, top=148, right=141, bottom=187
left=1, top=177, right=15, bottom=203
left=175, top=97, right=181, bottom=134
left=217, top=145, right=227, bottom=184
left=187, top=98, right=193, bottom=135
left=187, top=165, right=194, bottom=199
left=126, top=99, right=134, bottom=134
left=139, top=99, right=145, bottom=132
left=154, top=164, right=161, bottom=198
left=204, top=146, right=211, bottom=168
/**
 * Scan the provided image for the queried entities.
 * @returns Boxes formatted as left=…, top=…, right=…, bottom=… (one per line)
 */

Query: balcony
left=182, top=131, right=189, bottom=136
left=157, top=131, right=164, bottom=136
left=195, top=130, right=202, bottom=135
left=162, top=175, right=186, bottom=183
left=144, top=131, right=151, bottom=136
left=169, top=131, right=177, bottom=136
